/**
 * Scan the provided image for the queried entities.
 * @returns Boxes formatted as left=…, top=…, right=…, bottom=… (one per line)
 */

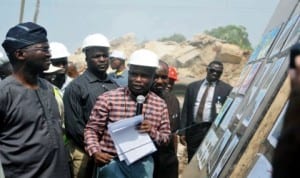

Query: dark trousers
left=186, top=122, right=212, bottom=162
left=153, top=135, right=179, bottom=178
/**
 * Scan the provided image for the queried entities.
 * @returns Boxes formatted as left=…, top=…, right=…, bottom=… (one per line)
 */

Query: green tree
left=159, top=33, right=186, bottom=43
left=204, top=25, right=252, bottom=50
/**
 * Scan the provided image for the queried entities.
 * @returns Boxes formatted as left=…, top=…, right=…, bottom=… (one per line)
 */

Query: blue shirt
left=108, top=69, right=128, bottom=87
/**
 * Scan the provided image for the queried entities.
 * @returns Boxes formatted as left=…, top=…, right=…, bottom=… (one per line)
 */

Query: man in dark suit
left=180, top=61, right=232, bottom=161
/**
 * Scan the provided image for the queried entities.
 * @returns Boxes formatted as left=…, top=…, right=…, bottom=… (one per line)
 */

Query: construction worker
left=108, top=50, right=128, bottom=86
left=49, top=42, right=73, bottom=94
left=166, top=66, right=178, bottom=92
left=84, top=49, right=171, bottom=178
left=64, top=33, right=118, bottom=178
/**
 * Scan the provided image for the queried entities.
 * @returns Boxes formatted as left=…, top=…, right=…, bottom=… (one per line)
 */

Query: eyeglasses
left=22, top=46, right=51, bottom=53
left=207, top=67, right=222, bottom=74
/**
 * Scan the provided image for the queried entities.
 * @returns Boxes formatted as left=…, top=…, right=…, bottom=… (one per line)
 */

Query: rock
left=110, top=33, right=138, bottom=58
left=68, top=33, right=249, bottom=89
left=215, top=42, right=245, bottom=64
left=68, top=53, right=86, bottom=75
left=173, top=46, right=199, bottom=67
left=143, top=41, right=179, bottom=58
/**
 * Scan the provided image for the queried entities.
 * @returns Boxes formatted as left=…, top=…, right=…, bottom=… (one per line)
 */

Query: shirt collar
left=85, top=70, right=112, bottom=83
left=61, top=75, right=73, bottom=90
left=204, top=79, right=216, bottom=86
left=115, top=69, right=128, bottom=77
left=124, top=87, right=152, bottom=103
left=116, top=71, right=124, bottom=76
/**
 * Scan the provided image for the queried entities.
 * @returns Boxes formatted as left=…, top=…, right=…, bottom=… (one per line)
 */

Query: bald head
left=151, top=60, right=169, bottom=96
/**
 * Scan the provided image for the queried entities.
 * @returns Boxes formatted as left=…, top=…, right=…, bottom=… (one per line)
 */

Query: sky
left=0, top=0, right=279, bottom=54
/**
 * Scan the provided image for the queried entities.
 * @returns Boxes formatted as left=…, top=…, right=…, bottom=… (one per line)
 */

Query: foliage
left=204, top=25, right=252, bottom=50
left=159, top=33, right=186, bottom=43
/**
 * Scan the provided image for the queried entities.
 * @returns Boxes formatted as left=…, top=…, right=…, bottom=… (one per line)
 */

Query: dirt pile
left=69, top=33, right=249, bottom=87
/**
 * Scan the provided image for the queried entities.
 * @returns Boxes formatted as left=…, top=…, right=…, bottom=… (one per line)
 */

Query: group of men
left=0, top=22, right=232, bottom=178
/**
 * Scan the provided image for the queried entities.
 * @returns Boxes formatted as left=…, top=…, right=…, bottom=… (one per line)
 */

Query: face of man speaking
left=128, top=65, right=155, bottom=97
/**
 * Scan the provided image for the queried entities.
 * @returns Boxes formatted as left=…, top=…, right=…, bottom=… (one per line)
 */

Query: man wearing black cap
left=0, top=22, right=71, bottom=178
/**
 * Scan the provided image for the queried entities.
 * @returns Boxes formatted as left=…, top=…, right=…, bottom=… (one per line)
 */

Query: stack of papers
left=108, top=115, right=157, bottom=165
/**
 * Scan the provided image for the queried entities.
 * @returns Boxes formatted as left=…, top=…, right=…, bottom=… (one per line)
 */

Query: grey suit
left=181, top=79, right=232, bottom=161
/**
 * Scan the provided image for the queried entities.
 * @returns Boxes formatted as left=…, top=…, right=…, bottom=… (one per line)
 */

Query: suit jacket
left=180, top=79, right=232, bottom=135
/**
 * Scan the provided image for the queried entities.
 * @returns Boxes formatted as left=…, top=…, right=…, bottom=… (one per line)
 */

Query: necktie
left=196, top=83, right=211, bottom=123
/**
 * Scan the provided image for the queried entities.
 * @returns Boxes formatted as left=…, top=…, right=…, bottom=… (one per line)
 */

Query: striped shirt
left=84, top=87, right=171, bottom=156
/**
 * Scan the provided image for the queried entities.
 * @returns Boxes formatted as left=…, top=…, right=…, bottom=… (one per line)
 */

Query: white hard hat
left=82, top=33, right=110, bottom=50
left=50, top=42, right=70, bottom=59
left=110, top=50, right=126, bottom=60
left=128, top=49, right=159, bottom=68
left=44, top=64, right=64, bottom=73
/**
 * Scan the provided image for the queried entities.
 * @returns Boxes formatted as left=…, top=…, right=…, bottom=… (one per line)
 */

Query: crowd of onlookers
left=0, top=22, right=234, bottom=178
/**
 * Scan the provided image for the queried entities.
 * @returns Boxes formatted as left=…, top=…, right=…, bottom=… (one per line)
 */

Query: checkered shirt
left=84, top=87, right=171, bottom=156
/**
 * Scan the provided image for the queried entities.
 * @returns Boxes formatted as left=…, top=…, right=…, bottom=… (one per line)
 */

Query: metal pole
left=33, top=0, right=40, bottom=23
left=19, top=0, right=25, bottom=23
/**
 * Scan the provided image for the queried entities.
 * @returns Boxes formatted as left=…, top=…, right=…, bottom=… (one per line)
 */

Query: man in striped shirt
left=84, top=49, right=171, bottom=178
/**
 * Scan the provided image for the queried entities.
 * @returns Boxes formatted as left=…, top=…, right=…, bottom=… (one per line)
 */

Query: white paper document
left=108, top=115, right=157, bottom=165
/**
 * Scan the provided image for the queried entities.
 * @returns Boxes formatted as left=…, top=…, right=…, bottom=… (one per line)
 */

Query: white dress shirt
left=193, top=80, right=216, bottom=122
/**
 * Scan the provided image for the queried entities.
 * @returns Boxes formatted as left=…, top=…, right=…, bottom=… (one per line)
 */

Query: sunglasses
left=208, top=67, right=222, bottom=74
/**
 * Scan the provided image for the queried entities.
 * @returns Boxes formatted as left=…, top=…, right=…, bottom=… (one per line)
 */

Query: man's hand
left=93, top=151, right=114, bottom=165
left=137, top=120, right=152, bottom=134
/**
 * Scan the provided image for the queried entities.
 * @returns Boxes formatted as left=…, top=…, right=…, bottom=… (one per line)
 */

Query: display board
left=182, top=1, right=300, bottom=177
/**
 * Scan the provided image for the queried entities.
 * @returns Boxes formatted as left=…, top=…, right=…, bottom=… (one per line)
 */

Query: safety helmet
left=168, top=66, right=178, bottom=81
left=128, top=49, right=159, bottom=68
left=110, top=50, right=126, bottom=60
left=50, top=42, right=70, bottom=59
left=82, top=33, right=110, bottom=50
left=44, top=64, right=64, bottom=74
